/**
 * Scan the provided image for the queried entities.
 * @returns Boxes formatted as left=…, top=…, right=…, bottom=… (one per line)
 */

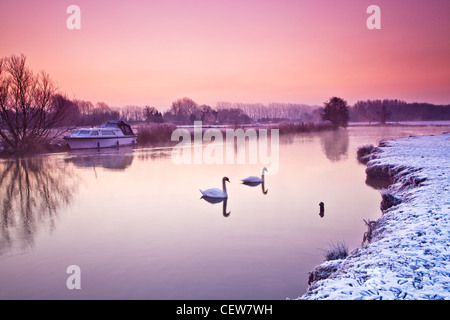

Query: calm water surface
left=0, top=125, right=448, bottom=299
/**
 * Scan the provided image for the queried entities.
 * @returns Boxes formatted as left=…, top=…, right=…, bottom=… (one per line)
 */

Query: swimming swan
left=241, top=167, right=268, bottom=184
left=200, top=177, right=230, bottom=198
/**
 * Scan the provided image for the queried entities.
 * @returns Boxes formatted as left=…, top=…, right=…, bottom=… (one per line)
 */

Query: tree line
left=59, top=97, right=322, bottom=126
left=1, top=54, right=449, bottom=153
left=67, top=97, right=448, bottom=129
left=350, top=99, right=450, bottom=123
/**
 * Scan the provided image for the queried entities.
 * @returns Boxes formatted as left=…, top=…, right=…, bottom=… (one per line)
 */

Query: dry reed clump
left=307, top=241, right=348, bottom=285
left=365, top=164, right=394, bottom=181
left=307, top=260, right=341, bottom=285
left=380, top=191, right=402, bottom=211
left=136, top=123, right=177, bottom=144
left=356, top=144, right=375, bottom=164
left=362, top=219, right=377, bottom=246
left=276, top=121, right=333, bottom=134
left=322, top=241, right=349, bottom=261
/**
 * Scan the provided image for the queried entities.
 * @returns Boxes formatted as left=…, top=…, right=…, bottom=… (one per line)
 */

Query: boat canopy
left=100, top=120, right=135, bottom=136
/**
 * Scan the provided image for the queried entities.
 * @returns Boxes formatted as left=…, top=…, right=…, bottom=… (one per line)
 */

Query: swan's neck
left=222, top=179, right=228, bottom=194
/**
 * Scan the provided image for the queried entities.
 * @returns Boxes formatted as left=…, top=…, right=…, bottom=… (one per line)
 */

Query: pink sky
left=1, top=0, right=449, bottom=108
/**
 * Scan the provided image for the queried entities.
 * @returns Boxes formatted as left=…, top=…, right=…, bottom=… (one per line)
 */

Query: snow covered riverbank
left=298, top=133, right=450, bottom=300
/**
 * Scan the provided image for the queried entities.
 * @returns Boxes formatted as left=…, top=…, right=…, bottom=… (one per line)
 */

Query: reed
left=136, top=123, right=177, bottom=144
left=136, top=120, right=335, bottom=145
left=362, top=219, right=377, bottom=246
left=322, top=241, right=349, bottom=261
left=357, top=144, right=375, bottom=163
left=275, top=121, right=334, bottom=134
left=380, top=191, right=402, bottom=211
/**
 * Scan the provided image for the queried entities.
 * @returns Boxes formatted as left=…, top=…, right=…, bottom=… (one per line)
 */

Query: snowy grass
left=322, top=241, right=349, bottom=261
left=298, top=133, right=450, bottom=300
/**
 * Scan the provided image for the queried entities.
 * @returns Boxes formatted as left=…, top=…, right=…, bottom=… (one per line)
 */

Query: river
left=0, top=124, right=448, bottom=299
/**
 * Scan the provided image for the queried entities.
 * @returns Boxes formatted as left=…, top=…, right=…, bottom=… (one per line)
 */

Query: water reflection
left=201, top=196, right=230, bottom=217
left=0, top=157, right=79, bottom=256
left=65, top=147, right=134, bottom=171
left=136, top=147, right=172, bottom=162
left=241, top=167, right=268, bottom=195
left=242, top=181, right=268, bottom=195
left=320, top=129, right=349, bottom=162
left=1, top=125, right=447, bottom=299
left=364, top=175, right=392, bottom=190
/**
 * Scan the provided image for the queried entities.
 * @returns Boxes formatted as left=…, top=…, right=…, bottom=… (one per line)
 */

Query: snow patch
left=297, top=133, right=450, bottom=300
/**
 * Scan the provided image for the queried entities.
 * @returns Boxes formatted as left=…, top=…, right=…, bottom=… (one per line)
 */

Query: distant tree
left=216, top=101, right=317, bottom=122
left=53, top=94, right=81, bottom=125
left=321, top=97, right=349, bottom=129
left=144, top=106, right=164, bottom=123
left=217, top=108, right=252, bottom=126
left=199, top=104, right=210, bottom=122
left=166, top=97, right=199, bottom=123
left=350, top=99, right=450, bottom=122
left=189, top=113, right=196, bottom=124
left=74, top=99, right=94, bottom=115
left=311, top=107, right=324, bottom=122
left=95, top=101, right=111, bottom=113
left=121, top=105, right=145, bottom=123
left=200, top=104, right=212, bottom=114
left=211, top=109, right=219, bottom=123
left=0, top=54, right=73, bottom=153
left=90, top=102, right=119, bottom=125
left=378, top=102, right=391, bottom=125
left=69, top=99, right=121, bottom=126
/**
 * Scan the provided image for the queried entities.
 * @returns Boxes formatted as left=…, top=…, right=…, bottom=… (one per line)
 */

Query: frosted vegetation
left=299, top=133, right=450, bottom=300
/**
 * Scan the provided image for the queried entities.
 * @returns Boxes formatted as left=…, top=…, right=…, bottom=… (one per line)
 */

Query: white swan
left=200, top=177, right=230, bottom=198
left=241, top=167, right=267, bottom=184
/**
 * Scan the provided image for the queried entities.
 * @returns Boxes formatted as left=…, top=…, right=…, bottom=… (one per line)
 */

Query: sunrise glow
left=1, top=0, right=449, bottom=108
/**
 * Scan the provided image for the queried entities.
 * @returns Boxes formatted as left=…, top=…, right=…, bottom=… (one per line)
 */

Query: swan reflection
left=241, top=167, right=267, bottom=184
left=242, top=180, right=268, bottom=195
left=200, top=196, right=230, bottom=217
left=241, top=167, right=269, bottom=195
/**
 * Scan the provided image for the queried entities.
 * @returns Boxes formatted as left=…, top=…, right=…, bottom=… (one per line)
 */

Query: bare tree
left=216, top=101, right=316, bottom=122
left=166, top=97, right=199, bottom=123
left=144, top=106, right=164, bottom=123
left=121, top=105, right=145, bottom=123
left=0, top=54, right=72, bottom=153
left=74, top=99, right=95, bottom=115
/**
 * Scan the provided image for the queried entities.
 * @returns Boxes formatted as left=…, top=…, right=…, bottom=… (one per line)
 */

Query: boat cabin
left=64, top=120, right=137, bottom=149
left=100, top=121, right=135, bottom=136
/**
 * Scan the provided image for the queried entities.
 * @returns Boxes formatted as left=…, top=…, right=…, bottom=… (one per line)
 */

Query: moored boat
left=64, top=120, right=137, bottom=149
